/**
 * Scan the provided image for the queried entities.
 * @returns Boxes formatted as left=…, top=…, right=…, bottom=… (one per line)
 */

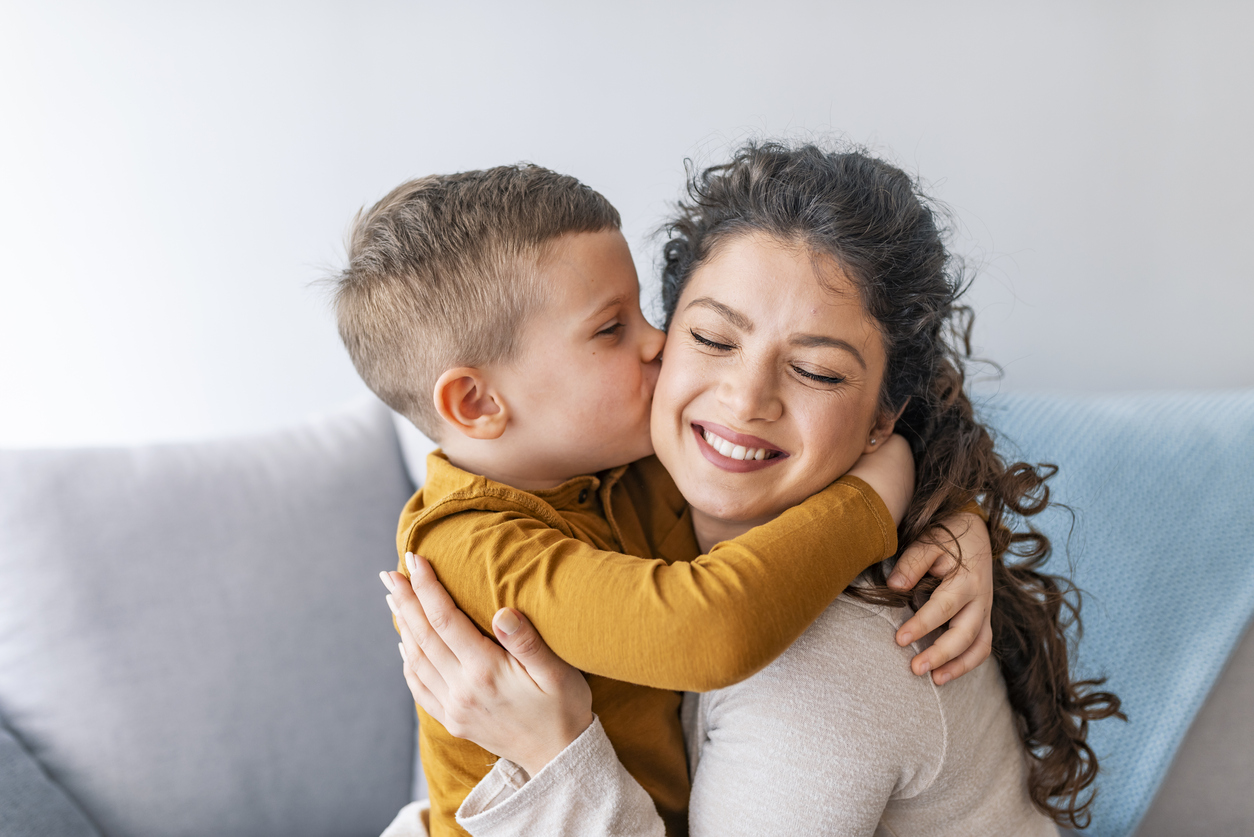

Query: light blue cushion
left=0, top=399, right=418, bottom=837
left=986, top=390, right=1254, bottom=837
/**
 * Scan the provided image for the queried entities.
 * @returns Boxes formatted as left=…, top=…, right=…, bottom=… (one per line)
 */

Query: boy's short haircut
left=333, top=165, right=621, bottom=439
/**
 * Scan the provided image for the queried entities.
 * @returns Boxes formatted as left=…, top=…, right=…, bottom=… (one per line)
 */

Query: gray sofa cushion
left=1134, top=619, right=1254, bottom=836
left=0, top=399, right=417, bottom=837
left=0, top=722, right=101, bottom=837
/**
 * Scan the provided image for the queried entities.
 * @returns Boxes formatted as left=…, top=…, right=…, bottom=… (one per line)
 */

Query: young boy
left=333, top=166, right=988, bottom=837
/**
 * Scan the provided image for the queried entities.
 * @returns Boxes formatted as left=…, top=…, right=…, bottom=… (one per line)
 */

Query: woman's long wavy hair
left=659, top=141, right=1124, bottom=829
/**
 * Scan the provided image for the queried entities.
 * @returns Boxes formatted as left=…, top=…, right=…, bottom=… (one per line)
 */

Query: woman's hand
left=381, top=552, right=593, bottom=777
left=887, top=512, right=995, bottom=686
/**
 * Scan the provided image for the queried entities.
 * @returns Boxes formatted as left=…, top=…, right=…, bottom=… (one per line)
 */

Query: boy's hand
left=889, top=512, right=994, bottom=685
left=846, top=434, right=914, bottom=525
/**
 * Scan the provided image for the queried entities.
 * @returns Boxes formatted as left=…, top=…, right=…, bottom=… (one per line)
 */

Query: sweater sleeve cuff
left=456, top=716, right=665, bottom=837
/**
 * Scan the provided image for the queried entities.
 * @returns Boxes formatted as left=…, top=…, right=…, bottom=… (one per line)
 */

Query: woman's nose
left=717, top=359, right=782, bottom=422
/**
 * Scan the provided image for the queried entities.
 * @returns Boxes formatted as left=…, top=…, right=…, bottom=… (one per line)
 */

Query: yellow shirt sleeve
left=406, top=475, right=896, bottom=692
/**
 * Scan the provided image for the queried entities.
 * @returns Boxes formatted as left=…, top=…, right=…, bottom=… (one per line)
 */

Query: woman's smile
left=692, top=422, right=788, bottom=471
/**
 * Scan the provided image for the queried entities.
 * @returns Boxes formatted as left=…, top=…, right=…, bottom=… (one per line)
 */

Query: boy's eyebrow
left=685, top=297, right=752, bottom=332
left=586, top=295, right=625, bottom=321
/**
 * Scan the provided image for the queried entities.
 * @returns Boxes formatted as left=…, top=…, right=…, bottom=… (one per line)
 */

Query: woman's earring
left=870, top=438, right=877, bottom=445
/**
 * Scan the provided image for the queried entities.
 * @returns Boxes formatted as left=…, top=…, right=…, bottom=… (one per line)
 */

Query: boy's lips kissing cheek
left=691, top=422, right=788, bottom=473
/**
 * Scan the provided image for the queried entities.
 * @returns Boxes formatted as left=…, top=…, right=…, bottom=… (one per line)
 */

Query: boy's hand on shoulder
left=846, top=434, right=914, bottom=526
left=889, top=511, right=994, bottom=685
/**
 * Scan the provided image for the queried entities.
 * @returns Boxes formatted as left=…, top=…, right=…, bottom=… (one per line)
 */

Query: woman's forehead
left=686, top=235, right=864, bottom=319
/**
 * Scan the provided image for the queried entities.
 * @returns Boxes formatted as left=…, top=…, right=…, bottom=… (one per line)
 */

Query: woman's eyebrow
left=790, top=333, right=867, bottom=370
left=684, top=297, right=752, bottom=331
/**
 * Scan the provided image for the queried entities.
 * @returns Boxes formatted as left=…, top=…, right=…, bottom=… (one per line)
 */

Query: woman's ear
left=433, top=367, right=509, bottom=440
left=864, top=399, right=909, bottom=454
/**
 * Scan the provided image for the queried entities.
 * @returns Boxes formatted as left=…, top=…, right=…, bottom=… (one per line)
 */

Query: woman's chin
left=683, top=489, right=783, bottom=529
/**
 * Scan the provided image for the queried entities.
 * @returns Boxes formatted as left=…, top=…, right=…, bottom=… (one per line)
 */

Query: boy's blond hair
left=333, top=165, right=621, bottom=439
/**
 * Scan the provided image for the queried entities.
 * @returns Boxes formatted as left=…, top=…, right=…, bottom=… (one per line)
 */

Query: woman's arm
left=385, top=562, right=663, bottom=836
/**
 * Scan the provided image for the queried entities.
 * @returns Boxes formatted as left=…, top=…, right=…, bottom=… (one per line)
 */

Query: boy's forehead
left=538, top=230, right=640, bottom=312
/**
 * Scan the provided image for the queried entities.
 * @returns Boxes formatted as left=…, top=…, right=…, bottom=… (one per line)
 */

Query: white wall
left=2, top=0, right=1250, bottom=446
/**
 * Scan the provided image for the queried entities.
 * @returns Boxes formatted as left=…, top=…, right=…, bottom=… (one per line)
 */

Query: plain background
left=2, top=0, right=1251, bottom=447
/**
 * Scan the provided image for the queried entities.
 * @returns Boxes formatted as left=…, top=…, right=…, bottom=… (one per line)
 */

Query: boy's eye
left=689, top=329, right=734, bottom=352
left=596, top=322, right=624, bottom=338
left=793, top=366, right=846, bottom=386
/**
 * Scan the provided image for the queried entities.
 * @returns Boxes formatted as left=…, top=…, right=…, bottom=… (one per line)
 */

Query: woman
left=390, top=142, right=1122, bottom=835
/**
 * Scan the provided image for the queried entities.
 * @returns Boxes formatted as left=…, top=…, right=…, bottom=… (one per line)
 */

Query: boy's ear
left=433, top=367, right=509, bottom=441
left=864, top=398, right=909, bottom=454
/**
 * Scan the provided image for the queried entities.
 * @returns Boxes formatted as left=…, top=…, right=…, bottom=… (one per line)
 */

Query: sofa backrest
left=0, top=399, right=417, bottom=837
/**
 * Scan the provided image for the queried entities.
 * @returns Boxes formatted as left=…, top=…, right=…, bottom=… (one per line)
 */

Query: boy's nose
left=641, top=323, right=666, bottom=363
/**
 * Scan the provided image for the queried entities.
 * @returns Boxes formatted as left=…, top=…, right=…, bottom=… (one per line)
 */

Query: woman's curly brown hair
left=660, top=140, right=1124, bottom=829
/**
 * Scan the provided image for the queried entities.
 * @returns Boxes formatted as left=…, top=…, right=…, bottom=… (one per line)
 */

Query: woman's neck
left=690, top=507, right=773, bottom=553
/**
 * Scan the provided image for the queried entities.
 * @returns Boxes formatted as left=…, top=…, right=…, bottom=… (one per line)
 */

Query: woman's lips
left=691, top=422, right=788, bottom=473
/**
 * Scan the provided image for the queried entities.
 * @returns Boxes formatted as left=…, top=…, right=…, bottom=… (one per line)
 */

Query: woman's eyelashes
left=792, top=366, right=846, bottom=386
left=689, top=328, right=734, bottom=352
left=691, top=327, right=846, bottom=386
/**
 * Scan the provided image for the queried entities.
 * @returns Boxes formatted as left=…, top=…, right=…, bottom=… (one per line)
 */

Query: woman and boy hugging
left=334, top=143, right=1122, bottom=836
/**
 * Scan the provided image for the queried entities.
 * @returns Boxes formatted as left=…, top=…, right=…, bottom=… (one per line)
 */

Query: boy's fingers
left=406, top=553, right=493, bottom=661
left=930, top=622, right=994, bottom=686
left=492, top=608, right=571, bottom=687
left=908, top=600, right=985, bottom=676
left=896, top=581, right=966, bottom=646
left=889, top=542, right=956, bottom=590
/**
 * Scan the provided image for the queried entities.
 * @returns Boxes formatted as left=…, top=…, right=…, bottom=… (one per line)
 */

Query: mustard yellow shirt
left=397, top=453, right=897, bottom=837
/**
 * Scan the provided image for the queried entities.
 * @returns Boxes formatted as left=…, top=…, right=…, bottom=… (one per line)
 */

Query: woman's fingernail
left=405, top=552, right=416, bottom=575
left=496, top=609, right=521, bottom=635
left=386, top=594, right=398, bottom=615
left=398, top=642, right=406, bottom=662
left=888, top=574, right=905, bottom=589
left=379, top=571, right=395, bottom=591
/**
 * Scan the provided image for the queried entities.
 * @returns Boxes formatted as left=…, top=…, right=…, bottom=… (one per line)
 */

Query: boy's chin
left=600, top=435, right=654, bottom=470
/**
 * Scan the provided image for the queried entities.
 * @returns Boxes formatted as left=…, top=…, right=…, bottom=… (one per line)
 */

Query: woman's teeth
left=702, top=428, right=776, bottom=461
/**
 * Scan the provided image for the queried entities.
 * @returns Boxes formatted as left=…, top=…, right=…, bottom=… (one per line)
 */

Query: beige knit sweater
left=451, top=590, right=1060, bottom=837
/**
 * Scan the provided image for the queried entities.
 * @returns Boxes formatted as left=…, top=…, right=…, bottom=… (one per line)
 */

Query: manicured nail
left=379, top=571, right=395, bottom=591
left=385, top=594, right=398, bottom=615
left=495, top=609, right=521, bottom=636
left=398, top=642, right=406, bottom=662
left=898, top=632, right=913, bottom=646
left=405, top=552, right=416, bottom=575
left=935, top=672, right=951, bottom=686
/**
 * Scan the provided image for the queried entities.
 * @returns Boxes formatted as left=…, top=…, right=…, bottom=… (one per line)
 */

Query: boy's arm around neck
left=400, top=476, right=897, bottom=693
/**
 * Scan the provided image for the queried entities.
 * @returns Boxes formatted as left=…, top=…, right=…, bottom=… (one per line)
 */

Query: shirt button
left=578, top=489, right=590, bottom=503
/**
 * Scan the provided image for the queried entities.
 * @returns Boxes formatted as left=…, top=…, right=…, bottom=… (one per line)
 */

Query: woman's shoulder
left=687, top=594, right=949, bottom=808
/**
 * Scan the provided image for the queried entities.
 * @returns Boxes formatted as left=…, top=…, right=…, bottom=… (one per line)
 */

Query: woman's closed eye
left=793, top=366, right=846, bottom=386
left=689, top=328, right=734, bottom=352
